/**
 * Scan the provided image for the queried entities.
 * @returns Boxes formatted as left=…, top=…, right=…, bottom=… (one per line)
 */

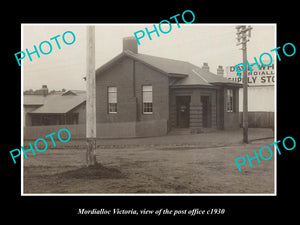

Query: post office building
left=95, top=37, right=242, bottom=138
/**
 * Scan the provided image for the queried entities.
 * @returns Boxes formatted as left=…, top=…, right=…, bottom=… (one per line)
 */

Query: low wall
left=136, top=119, right=168, bottom=137
left=24, top=124, right=86, bottom=140
left=24, top=120, right=168, bottom=140
left=97, top=122, right=136, bottom=139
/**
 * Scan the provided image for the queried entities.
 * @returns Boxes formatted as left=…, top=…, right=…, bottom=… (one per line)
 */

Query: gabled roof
left=62, top=90, right=86, bottom=96
left=96, top=50, right=242, bottom=88
left=125, top=51, right=189, bottom=78
left=27, top=91, right=86, bottom=114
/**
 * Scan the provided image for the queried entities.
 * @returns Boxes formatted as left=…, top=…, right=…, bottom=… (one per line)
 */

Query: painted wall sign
left=225, top=63, right=275, bottom=86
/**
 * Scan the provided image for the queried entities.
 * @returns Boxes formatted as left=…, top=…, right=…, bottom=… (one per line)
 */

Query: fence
left=239, top=111, right=274, bottom=128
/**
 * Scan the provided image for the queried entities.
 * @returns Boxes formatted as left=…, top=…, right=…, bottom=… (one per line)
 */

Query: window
left=226, top=89, right=234, bottom=112
left=142, top=85, right=153, bottom=114
left=108, top=87, right=117, bottom=113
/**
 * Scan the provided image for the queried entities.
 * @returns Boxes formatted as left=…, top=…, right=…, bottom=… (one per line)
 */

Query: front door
left=176, top=96, right=191, bottom=128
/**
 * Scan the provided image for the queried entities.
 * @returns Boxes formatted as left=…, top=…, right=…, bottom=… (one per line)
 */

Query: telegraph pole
left=236, top=25, right=252, bottom=144
left=86, top=26, right=97, bottom=166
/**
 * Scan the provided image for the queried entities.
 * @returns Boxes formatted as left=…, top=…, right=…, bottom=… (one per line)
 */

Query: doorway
left=176, top=96, right=191, bottom=128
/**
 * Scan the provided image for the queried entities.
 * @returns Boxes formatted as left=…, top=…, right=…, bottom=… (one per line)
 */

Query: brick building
left=95, top=37, right=242, bottom=138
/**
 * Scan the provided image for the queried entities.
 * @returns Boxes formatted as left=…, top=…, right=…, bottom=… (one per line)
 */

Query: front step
left=168, top=128, right=191, bottom=135
left=168, top=127, right=217, bottom=135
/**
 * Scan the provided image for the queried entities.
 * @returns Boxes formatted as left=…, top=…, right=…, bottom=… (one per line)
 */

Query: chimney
left=202, top=62, right=209, bottom=72
left=217, top=65, right=224, bottom=76
left=41, top=85, right=48, bottom=96
left=123, top=36, right=138, bottom=54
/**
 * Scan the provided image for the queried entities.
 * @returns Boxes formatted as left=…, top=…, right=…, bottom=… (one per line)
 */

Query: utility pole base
left=243, top=127, right=248, bottom=144
left=86, top=138, right=97, bottom=167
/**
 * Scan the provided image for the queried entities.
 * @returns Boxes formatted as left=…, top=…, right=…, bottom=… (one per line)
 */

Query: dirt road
left=23, top=133, right=274, bottom=194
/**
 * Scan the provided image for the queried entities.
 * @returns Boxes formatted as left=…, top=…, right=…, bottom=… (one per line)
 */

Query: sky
left=22, top=24, right=275, bottom=91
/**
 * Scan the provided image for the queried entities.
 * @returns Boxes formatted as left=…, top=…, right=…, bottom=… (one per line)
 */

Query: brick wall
left=190, top=89, right=202, bottom=129
left=170, top=88, right=218, bottom=131
left=95, top=56, right=169, bottom=138
left=96, top=57, right=137, bottom=123
left=135, top=61, right=169, bottom=122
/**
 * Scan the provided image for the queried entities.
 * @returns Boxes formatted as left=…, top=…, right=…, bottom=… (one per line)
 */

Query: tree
left=24, top=89, right=34, bottom=95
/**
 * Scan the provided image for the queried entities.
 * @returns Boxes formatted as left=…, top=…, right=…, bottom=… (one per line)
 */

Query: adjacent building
left=225, top=63, right=275, bottom=128
left=23, top=86, right=86, bottom=126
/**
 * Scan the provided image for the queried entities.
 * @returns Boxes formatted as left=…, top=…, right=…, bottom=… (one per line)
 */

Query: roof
left=96, top=50, right=242, bottom=88
left=26, top=91, right=86, bottom=114
left=62, top=90, right=86, bottom=96
left=23, top=95, right=46, bottom=105
left=126, top=51, right=189, bottom=77
left=171, top=63, right=242, bottom=87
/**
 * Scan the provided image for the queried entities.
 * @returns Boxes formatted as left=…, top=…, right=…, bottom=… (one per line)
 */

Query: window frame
left=142, top=85, right=153, bottom=115
left=226, top=88, right=234, bottom=113
left=107, top=86, right=117, bottom=114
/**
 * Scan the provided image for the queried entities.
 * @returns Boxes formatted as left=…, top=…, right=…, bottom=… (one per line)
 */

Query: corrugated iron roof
left=96, top=50, right=241, bottom=87
left=28, top=91, right=86, bottom=114
left=23, top=95, right=46, bottom=105
left=172, top=63, right=242, bottom=86
left=126, top=51, right=190, bottom=77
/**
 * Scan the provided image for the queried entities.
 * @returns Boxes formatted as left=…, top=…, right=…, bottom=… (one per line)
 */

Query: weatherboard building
left=225, top=62, right=275, bottom=128
left=95, top=37, right=242, bottom=138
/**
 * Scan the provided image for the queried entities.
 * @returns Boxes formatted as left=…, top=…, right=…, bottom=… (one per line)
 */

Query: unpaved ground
left=23, top=129, right=275, bottom=194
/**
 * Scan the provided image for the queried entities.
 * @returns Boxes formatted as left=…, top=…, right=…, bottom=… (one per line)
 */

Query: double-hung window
left=142, top=85, right=153, bottom=114
left=108, top=87, right=117, bottom=113
left=226, top=89, right=234, bottom=112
